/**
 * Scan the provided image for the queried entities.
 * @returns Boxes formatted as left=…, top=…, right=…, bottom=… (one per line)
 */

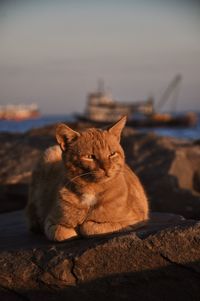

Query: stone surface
left=0, top=123, right=200, bottom=218
left=123, top=132, right=200, bottom=219
left=0, top=210, right=200, bottom=300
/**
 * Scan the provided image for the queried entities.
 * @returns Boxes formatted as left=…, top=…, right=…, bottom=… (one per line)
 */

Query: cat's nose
left=105, top=170, right=112, bottom=177
left=99, top=161, right=111, bottom=177
left=102, top=168, right=111, bottom=177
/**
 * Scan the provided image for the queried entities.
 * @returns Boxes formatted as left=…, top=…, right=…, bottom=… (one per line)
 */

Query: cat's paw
left=79, top=221, right=102, bottom=237
left=79, top=221, right=94, bottom=236
left=45, top=222, right=77, bottom=241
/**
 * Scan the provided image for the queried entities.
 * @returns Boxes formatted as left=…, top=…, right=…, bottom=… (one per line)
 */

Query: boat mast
left=97, top=78, right=105, bottom=95
left=156, top=74, right=182, bottom=112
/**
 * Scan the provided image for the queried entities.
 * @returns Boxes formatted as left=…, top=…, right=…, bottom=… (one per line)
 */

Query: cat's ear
left=56, top=123, right=80, bottom=151
left=107, top=116, right=127, bottom=141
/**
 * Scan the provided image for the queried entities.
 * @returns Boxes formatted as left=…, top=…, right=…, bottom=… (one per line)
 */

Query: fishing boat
left=0, top=104, right=40, bottom=121
left=77, top=76, right=198, bottom=127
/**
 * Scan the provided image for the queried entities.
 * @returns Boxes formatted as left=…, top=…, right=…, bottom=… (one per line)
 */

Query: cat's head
left=56, top=116, right=126, bottom=184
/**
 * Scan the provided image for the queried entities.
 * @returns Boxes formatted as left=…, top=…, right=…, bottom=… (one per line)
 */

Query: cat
left=26, top=116, right=149, bottom=241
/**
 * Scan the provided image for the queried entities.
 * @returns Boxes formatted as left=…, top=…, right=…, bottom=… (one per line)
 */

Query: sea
left=0, top=113, right=199, bottom=141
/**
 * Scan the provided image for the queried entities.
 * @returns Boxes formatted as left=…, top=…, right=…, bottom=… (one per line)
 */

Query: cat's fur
left=26, top=116, right=149, bottom=241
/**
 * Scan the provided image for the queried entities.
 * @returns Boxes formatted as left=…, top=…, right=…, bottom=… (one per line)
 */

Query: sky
left=0, top=0, right=200, bottom=114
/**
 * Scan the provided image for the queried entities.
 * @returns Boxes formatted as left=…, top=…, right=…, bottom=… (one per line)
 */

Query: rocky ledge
left=0, top=210, right=200, bottom=301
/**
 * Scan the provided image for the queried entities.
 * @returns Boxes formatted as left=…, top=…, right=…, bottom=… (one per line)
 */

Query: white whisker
left=66, top=171, right=97, bottom=186
left=65, top=167, right=124, bottom=188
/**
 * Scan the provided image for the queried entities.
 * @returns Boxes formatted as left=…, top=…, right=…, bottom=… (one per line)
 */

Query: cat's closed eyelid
left=109, top=152, right=118, bottom=158
left=81, top=155, right=95, bottom=161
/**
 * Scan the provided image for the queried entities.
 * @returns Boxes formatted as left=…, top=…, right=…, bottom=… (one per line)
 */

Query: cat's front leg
left=44, top=218, right=78, bottom=241
left=79, top=220, right=129, bottom=237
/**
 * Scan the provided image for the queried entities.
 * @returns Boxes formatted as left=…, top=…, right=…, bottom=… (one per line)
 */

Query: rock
left=0, top=184, right=28, bottom=213
left=0, top=123, right=200, bottom=219
left=193, top=170, right=200, bottom=193
left=123, top=132, right=200, bottom=219
left=0, top=210, right=200, bottom=300
left=0, top=127, right=56, bottom=184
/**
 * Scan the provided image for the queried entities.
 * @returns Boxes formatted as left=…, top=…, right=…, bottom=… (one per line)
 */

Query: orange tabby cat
left=26, top=116, right=148, bottom=241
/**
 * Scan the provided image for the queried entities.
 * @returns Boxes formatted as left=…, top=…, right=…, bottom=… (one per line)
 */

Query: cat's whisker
left=66, top=171, right=97, bottom=186
left=67, top=169, right=125, bottom=185
left=65, top=168, right=123, bottom=187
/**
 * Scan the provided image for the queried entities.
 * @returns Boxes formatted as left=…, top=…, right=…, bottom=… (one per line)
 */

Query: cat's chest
left=81, top=193, right=97, bottom=206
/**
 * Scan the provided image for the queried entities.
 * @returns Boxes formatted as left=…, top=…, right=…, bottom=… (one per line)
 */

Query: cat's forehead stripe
left=81, top=129, right=106, bottom=141
left=75, top=128, right=112, bottom=154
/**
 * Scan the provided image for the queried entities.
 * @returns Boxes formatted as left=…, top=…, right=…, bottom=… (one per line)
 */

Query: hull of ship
left=76, top=113, right=197, bottom=128
left=0, top=112, right=40, bottom=121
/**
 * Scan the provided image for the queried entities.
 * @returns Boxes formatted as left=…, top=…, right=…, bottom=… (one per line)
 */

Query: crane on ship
left=150, top=74, right=197, bottom=126
left=156, top=74, right=182, bottom=112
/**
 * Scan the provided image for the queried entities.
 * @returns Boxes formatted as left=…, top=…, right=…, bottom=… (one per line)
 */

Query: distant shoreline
left=0, top=113, right=199, bottom=141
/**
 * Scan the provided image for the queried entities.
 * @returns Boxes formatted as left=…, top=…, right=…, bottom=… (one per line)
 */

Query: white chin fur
left=81, top=193, right=97, bottom=206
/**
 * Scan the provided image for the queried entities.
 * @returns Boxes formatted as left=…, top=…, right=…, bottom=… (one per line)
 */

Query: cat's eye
left=110, top=151, right=117, bottom=157
left=82, top=154, right=96, bottom=161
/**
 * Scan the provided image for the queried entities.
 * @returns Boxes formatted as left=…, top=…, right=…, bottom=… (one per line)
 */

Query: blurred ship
left=77, top=76, right=198, bottom=127
left=0, top=103, right=40, bottom=121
